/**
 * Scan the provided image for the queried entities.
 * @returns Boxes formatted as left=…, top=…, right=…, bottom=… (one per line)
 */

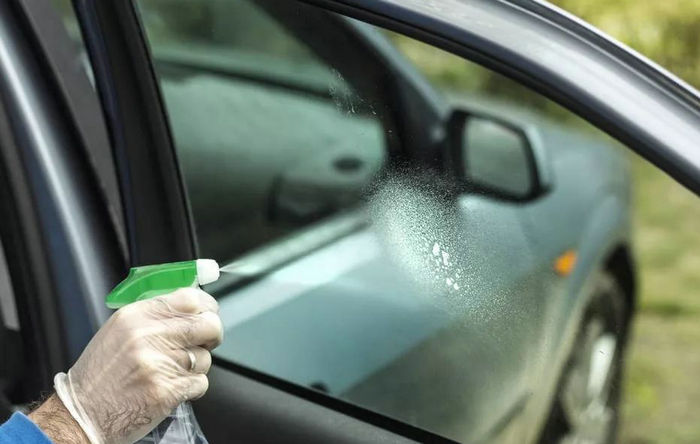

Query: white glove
left=53, top=288, right=223, bottom=444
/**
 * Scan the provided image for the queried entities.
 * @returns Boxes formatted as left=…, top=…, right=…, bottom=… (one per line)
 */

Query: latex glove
left=53, top=288, right=223, bottom=444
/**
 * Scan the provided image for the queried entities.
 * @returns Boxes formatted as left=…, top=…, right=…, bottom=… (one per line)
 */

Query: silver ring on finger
left=186, top=349, right=197, bottom=372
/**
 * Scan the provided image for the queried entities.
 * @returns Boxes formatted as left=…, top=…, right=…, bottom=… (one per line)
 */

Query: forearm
left=28, top=394, right=89, bottom=444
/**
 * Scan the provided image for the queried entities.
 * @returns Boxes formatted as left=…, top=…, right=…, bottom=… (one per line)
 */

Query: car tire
left=539, top=271, right=631, bottom=444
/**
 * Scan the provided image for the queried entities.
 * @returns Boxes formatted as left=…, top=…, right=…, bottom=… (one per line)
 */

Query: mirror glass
left=464, top=117, right=534, bottom=198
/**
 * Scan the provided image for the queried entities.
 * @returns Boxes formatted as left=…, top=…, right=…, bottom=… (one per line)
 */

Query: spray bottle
left=106, top=259, right=221, bottom=444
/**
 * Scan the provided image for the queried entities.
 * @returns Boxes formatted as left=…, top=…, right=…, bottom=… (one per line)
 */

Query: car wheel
left=540, top=272, right=630, bottom=444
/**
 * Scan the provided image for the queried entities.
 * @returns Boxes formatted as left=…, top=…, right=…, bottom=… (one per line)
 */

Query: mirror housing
left=447, top=109, right=552, bottom=202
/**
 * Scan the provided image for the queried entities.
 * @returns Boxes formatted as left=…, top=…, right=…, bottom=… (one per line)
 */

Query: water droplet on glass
left=442, top=251, right=450, bottom=266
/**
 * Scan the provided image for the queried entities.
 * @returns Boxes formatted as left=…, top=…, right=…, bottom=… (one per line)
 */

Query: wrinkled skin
left=56, top=288, right=223, bottom=444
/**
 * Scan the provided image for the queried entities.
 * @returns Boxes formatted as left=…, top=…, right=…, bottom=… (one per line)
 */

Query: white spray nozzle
left=196, top=259, right=220, bottom=286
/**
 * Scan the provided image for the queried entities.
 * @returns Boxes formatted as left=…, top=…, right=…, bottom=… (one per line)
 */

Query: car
left=1, top=0, right=699, bottom=443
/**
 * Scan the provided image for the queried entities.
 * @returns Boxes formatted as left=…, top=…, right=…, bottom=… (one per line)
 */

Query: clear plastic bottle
left=136, top=403, right=208, bottom=444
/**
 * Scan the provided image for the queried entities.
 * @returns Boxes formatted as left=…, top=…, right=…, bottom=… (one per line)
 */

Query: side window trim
left=71, top=0, right=196, bottom=265
left=17, top=0, right=128, bottom=260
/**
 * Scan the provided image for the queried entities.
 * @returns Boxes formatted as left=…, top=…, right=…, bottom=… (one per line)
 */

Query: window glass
left=135, top=1, right=637, bottom=442
left=137, top=0, right=390, bottom=262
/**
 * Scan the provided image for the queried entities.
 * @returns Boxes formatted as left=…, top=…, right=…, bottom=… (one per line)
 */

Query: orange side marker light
left=554, top=250, right=577, bottom=276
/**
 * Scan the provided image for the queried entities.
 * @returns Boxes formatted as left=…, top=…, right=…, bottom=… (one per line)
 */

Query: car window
left=135, top=1, right=633, bottom=442
left=135, top=0, right=391, bottom=263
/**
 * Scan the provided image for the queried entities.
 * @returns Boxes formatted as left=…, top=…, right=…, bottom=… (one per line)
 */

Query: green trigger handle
left=106, top=259, right=220, bottom=309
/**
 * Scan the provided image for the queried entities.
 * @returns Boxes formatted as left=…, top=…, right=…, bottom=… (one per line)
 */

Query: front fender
left=557, top=191, right=631, bottom=375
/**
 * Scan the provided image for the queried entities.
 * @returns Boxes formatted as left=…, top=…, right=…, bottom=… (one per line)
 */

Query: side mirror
left=448, top=110, right=552, bottom=201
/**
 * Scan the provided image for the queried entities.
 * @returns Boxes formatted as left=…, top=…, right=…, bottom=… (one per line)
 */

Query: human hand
left=53, top=288, right=222, bottom=444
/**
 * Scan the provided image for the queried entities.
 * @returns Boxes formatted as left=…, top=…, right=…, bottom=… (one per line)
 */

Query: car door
left=60, top=0, right=700, bottom=443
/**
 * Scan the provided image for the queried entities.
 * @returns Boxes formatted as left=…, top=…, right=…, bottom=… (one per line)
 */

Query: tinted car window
left=135, top=1, right=633, bottom=442
left=137, top=0, right=390, bottom=262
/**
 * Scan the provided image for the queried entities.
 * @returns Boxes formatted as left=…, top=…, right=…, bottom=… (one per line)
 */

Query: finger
left=171, top=347, right=212, bottom=374
left=185, top=374, right=209, bottom=401
left=153, top=288, right=219, bottom=315
left=166, top=311, right=223, bottom=350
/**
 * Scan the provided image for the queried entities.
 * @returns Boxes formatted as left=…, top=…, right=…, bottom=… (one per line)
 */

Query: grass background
left=620, top=160, right=700, bottom=444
